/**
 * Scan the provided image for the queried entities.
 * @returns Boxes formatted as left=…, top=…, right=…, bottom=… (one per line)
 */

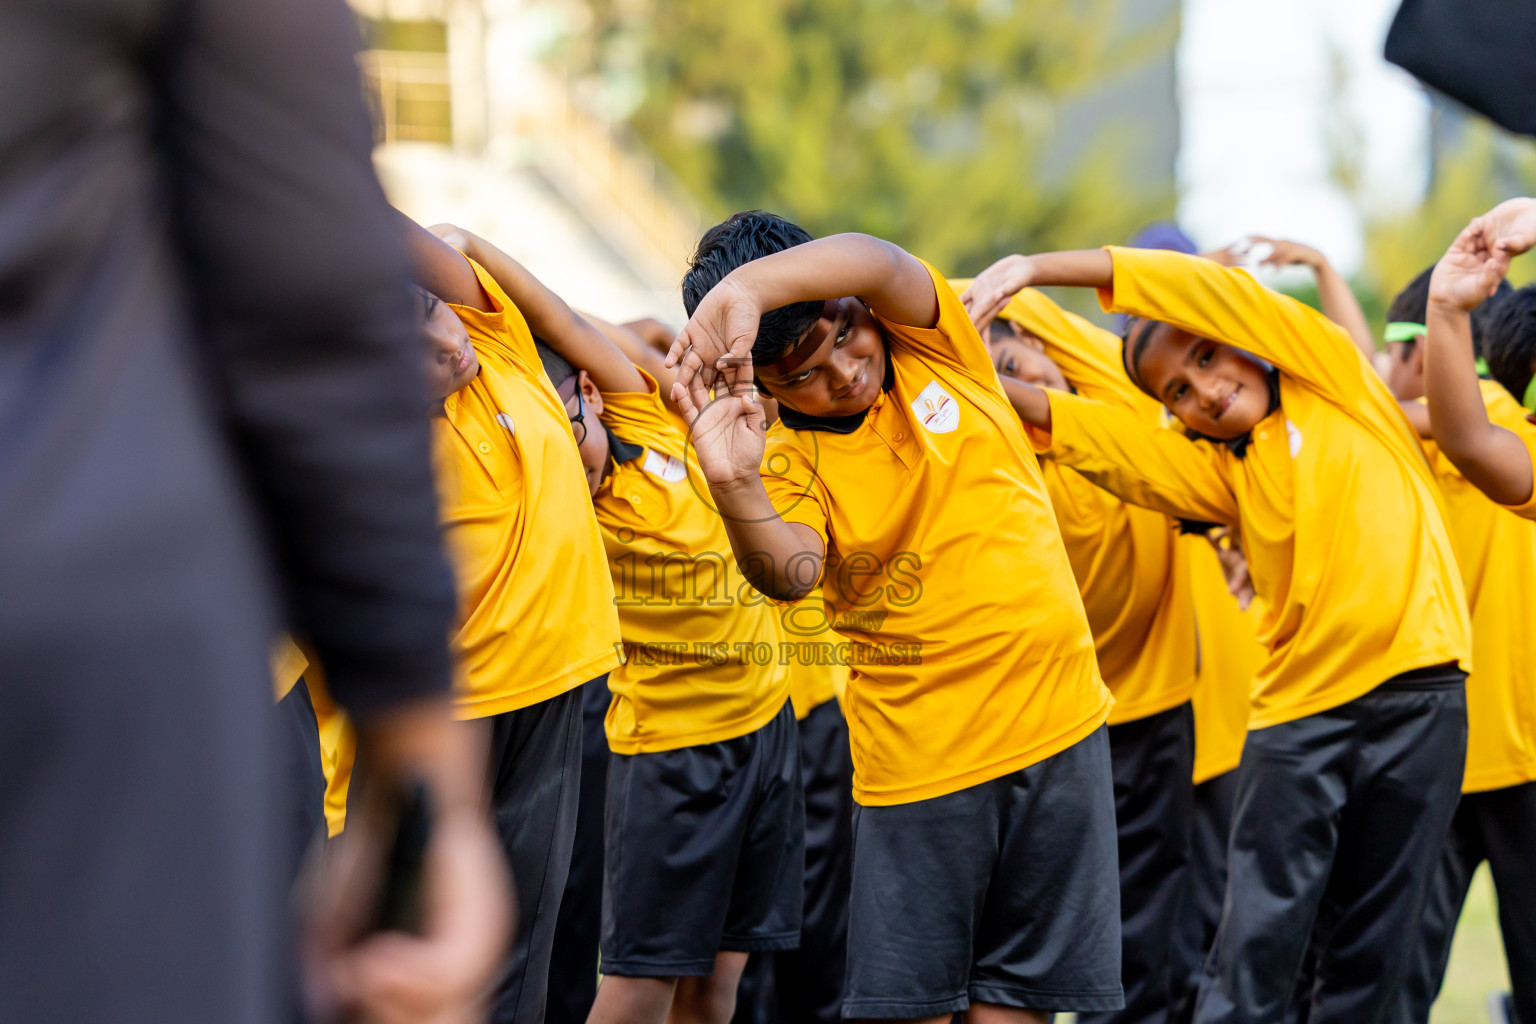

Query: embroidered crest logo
left=911, top=380, right=959, bottom=434
left=643, top=449, right=688, bottom=482
left=496, top=412, right=515, bottom=435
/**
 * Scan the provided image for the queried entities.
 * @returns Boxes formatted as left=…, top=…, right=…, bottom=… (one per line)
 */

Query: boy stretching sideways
left=669, top=212, right=1121, bottom=1024
left=403, top=217, right=623, bottom=1024
left=435, top=228, right=804, bottom=1024
left=954, top=281, right=1198, bottom=1024
left=1423, top=196, right=1536, bottom=519
left=960, top=245, right=1472, bottom=1024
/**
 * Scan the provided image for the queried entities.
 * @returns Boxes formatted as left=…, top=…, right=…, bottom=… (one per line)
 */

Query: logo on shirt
left=1286, top=420, right=1303, bottom=458
left=643, top=449, right=688, bottom=482
left=496, top=412, right=515, bottom=435
left=911, top=380, right=959, bottom=434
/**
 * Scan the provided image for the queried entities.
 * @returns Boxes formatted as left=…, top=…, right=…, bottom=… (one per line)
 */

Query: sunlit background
left=352, top=4, right=1521, bottom=1011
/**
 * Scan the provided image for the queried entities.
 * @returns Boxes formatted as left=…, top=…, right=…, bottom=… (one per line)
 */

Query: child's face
left=423, top=296, right=480, bottom=400
left=1135, top=324, right=1273, bottom=440
left=1383, top=338, right=1425, bottom=401
left=988, top=323, right=1069, bottom=392
left=557, top=371, right=612, bottom=498
left=757, top=298, right=887, bottom=417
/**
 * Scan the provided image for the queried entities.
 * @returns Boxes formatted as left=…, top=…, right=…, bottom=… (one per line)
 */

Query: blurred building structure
left=351, top=0, right=699, bottom=322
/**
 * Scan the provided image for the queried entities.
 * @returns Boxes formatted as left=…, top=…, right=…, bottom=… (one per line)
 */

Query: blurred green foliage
left=564, top=0, right=1178, bottom=276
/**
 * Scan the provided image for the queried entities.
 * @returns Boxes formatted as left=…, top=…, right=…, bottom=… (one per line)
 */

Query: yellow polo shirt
left=270, top=640, right=355, bottom=837
left=1503, top=416, right=1536, bottom=520
left=271, top=635, right=308, bottom=702
left=303, top=666, right=357, bottom=838
left=1033, top=248, right=1471, bottom=730
left=761, top=259, right=1110, bottom=806
left=595, top=373, right=790, bottom=753
left=1422, top=381, right=1536, bottom=792
left=780, top=592, right=848, bottom=719
left=437, top=259, right=622, bottom=719
left=990, top=286, right=1198, bottom=724
left=1183, top=537, right=1260, bottom=783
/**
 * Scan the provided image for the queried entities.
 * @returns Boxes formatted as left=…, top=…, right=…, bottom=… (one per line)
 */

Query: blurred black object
left=372, top=782, right=433, bottom=936
left=1387, top=0, right=1536, bottom=136
left=0, top=1, right=457, bottom=1021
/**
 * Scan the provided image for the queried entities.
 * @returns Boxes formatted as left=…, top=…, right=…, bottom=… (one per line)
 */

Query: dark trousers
left=545, top=676, right=612, bottom=1024
left=731, top=698, right=855, bottom=1024
left=276, top=677, right=326, bottom=887
left=1169, top=769, right=1240, bottom=1024
left=1396, top=780, right=1536, bottom=1024
left=1192, top=668, right=1467, bottom=1024
left=1081, top=701, right=1196, bottom=1024
left=487, top=684, right=585, bottom=1024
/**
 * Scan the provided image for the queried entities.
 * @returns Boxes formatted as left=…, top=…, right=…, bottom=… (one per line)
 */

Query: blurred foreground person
left=0, top=1, right=508, bottom=1022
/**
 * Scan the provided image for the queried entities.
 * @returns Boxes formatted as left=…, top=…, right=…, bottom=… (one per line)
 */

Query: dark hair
left=1120, top=317, right=1168, bottom=396
left=1484, top=284, right=1536, bottom=404
left=682, top=211, right=822, bottom=368
left=1387, top=264, right=1513, bottom=360
left=534, top=338, right=576, bottom=390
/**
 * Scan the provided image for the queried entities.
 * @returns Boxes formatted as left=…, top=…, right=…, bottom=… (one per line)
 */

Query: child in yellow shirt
left=961, top=244, right=1472, bottom=1024
left=442, top=231, right=804, bottom=1024
left=1423, top=197, right=1536, bottom=520
left=1380, top=264, right=1536, bottom=1024
left=403, top=218, right=623, bottom=1024
left=955, top=281, right=1198, bottom=1024
left=669, top=211, right=1121, bottom=1023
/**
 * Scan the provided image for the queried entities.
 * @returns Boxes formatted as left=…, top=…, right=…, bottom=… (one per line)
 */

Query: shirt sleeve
left=597, top=369, right=685, bottom=459
left=163, top=0, right=455, bottom=713
left=1099, top=247, right=1372, bottom=408
left=446, top=257, right=546, bottom=380
left=1038, top=390, right=1241, bottom=527
left=1003, top=288, right=1161, bottom=420
left=871, top=259, right=1000, bottom=390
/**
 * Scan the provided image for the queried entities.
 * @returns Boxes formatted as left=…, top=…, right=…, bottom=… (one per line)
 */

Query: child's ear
left=1410, top=342, right=1426, bottom=377
left=579, top=370, right=604, bottom=415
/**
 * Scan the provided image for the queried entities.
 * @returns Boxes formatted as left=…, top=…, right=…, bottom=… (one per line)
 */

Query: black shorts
left=843, top=726, right=1124, bottom=1019
left=601, top=699, right=804, bottom=977
left=485, top=684, right=586, bottom=1024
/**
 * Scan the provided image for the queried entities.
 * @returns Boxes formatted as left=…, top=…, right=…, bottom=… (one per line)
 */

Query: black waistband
left=1377, top=663, right=1466, bottom=692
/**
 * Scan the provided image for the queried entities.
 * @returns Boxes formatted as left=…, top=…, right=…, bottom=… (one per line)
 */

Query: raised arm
left=671, top=354, right=826, bottom=601
left=1008, top=378, right=1240, bottom=526
left=1424, top=219, right=1534, bottom=506
left=432, top=226, right=644, bottom=394
left=582, top=312, right=678, bottom=400
left=400, top=214, right=492, bottom=311
left=957, top=269, right=1154, bottom=416
left=666, top=233, right=938, bottom=382
left=1221, top=237, right=1377, bottom=362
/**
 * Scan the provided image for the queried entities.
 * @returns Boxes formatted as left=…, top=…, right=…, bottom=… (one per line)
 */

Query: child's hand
left=1472, top=197, right=1536, bottom=258
left=427, top=223, right=472, bottom=253
left=672, top=350, right=768, bottom=488
left=1252, top=237, right=1325, bottom=271
left=1429, top=220, right=1512, bottom=313
left=666, top=276, right=762, bottom=390
left=1208, top=528, right=1255, bottom=611
left=960, top=255, right=1035, bottom=333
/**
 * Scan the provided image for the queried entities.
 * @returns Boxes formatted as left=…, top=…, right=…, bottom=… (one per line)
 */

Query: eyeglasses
left=566, top=383, right=588, bottom=446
